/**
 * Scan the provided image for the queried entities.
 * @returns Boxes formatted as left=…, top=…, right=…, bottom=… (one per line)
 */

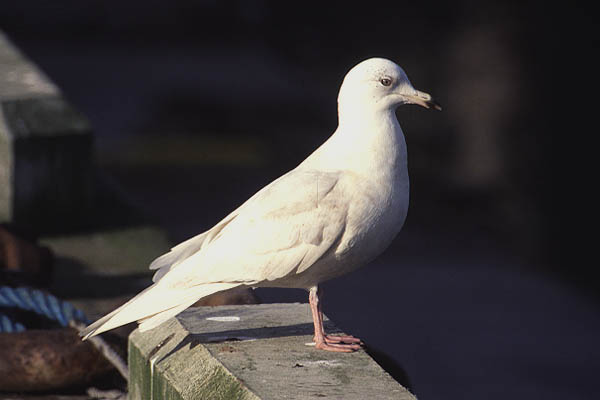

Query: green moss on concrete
left=129, top=339, right=186, bottom=400
left=129, top=330, right=258, bottom=400
left=196, top=365, right=254, bottom=400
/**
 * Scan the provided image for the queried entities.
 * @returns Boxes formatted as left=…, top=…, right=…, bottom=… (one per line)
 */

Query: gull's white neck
left=300, top=107, right=408, bottom=182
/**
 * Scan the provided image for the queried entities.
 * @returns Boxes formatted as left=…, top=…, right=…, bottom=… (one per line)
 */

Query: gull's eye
left=380, top=77, right=392, bottom=87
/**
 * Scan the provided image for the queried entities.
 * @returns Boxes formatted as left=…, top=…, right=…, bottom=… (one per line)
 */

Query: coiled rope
left=0, top=286, right=89, bottom=331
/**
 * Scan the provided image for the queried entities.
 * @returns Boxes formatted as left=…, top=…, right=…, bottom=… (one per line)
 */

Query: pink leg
left=309, top=286, right=362, bottom=352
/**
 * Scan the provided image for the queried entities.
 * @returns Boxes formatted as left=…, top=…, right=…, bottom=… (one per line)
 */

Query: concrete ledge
left=129, top=303, right=415, bottom=399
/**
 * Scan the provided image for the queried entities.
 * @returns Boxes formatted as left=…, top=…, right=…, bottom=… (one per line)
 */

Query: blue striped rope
left=0, top=313, right=26, bottom=332
left=0, top=286, right=90, bottom=333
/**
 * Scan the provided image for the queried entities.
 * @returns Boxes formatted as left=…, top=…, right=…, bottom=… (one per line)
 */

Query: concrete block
left=0, top=31, right=94, bottom=233
left=129, top=303, right=416, bottom=399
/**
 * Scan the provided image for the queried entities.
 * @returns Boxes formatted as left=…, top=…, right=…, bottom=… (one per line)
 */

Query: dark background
left=1, top=1, right=596, bottom=399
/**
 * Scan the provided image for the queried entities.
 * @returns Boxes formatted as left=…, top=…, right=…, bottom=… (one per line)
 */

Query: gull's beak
left=404, top=89, right=442, bottom=111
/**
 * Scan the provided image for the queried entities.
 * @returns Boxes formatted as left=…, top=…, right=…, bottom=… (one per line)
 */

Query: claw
left=315, top=340, right=362, bottom=352
left=323, top=334, right=363, bottom=345
left=314, top=334, right=363, bottom=345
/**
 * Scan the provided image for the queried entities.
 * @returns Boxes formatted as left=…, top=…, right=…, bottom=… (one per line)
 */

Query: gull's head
left=338, top=58, right=441, bottom=116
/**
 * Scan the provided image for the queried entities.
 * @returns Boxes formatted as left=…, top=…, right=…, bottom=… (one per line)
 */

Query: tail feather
left=79, top=282, right=239, bottom=340
left=137, top=298, right=200, bottom=332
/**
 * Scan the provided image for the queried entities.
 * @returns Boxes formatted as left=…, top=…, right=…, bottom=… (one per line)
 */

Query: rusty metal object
left=0, top=328, right=114, bottom=391
left=0, top=225, right=53, bottom=287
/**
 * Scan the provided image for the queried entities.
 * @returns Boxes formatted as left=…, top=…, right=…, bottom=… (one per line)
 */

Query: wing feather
left=155, top=169, right=349, bottom=288
left=150, top=211, right=239, bottom=282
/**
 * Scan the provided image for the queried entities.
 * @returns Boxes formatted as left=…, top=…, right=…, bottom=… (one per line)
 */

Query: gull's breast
left=317, top=166, right=409, bottom=282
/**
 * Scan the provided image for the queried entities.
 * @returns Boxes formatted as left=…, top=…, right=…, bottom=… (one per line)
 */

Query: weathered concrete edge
left=129, top=317, right=260, bottom=400
left=129, top=305, right=418, bottom=400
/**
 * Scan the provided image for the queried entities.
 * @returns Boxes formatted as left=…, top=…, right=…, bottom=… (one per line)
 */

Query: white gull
left=80, top=57, right=440, bottom=352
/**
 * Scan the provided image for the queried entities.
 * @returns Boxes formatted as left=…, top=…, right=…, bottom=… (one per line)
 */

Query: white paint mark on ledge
left=295, top=360, right=343, bottom=367
left=206, top=316, right=241, bottom=322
